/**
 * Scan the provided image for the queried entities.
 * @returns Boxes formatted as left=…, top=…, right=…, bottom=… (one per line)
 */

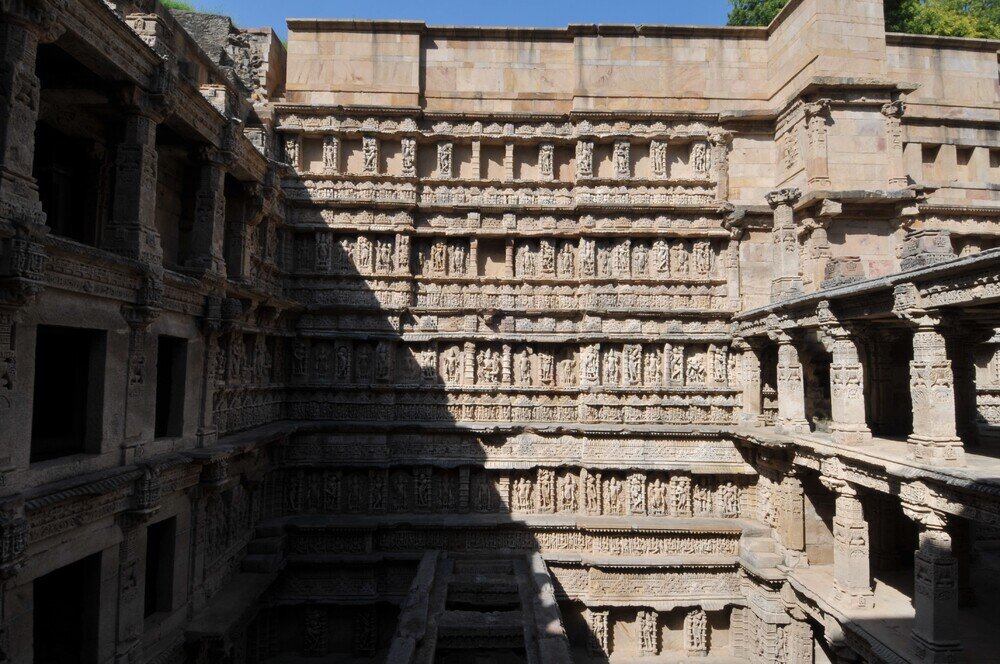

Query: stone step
left=241, top=553, right=285, bottom=573
left=246, top=535, right=285, bottom=555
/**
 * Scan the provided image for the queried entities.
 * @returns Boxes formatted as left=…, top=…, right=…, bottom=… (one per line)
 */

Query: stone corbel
left=200, top=456, right=231, bottom=489
left=127, top=466, right=162, bottom=520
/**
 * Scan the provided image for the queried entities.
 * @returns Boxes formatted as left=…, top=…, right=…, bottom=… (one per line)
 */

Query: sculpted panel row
left=278, top=466, right=748, bottom=519
left=283, top=132, right=720, bottom=184
left=287, top=339, right=733, bottom=389
left=283, top=391, right=739, bottom=425
left=295, top=231, right=724, bottom=282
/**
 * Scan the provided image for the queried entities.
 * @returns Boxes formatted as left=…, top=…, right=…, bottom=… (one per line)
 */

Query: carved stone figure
left=515, top=349, right=532, bottom=387
left=720, top=481, right=739, bottom=517
left=649, top=478, right=667, bottom=515
left=694, top=240, right=712, bottom=275
left=401, top=137, right=416, bottom=176
left=576, top=140, right=594, bottom=178
left=539, top=143, right=554, bottom=178
left=654, top=239, right=670, bottom=274
left=684, top=608, right=708, bottom=656
left=613, top=140, right=631, bottom=178
left=540, top=240, right=555, bottom=274
left=607, top=476, right=624, bottom=514
left=430, top=241, right=447, bottom=274
left=633, top=241, right=648, bottom=276
left=691, top=141, right=709, bottom=175
left=477, top=348, right=501, bottom=385
left=582, top=345, right=600, bottom=386
left=580, top=238, right=596, bottom=276
left=375, top=239, right=393, bottom=273
left=362, top=136, right=378, bottom=174
left=437, top=142, right=453, bottom=178
left=538, top=351, right=554, bottom=385
left=449, top=242, right=466, bottom=276
left=639, top=609, right=657, bottom=655
left=374, top=341, right=392, bottom=381
left=604, top=348, right=620, bottom=386
left=686, top=353, right=706, bottom=384
left=443, top=347, right=462, bottom=383
left=557, top=241, right=575, bottom=277
left=625, top=345, right=642, bottom=386
left=672, top=241, right=688, bottom=275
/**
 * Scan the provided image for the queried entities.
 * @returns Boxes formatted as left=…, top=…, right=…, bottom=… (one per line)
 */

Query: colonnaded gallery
left=1, top=0, right=999, bottom=662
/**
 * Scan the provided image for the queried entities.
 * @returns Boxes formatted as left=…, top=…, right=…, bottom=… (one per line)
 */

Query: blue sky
left=186, top=0, right=734, bottom=39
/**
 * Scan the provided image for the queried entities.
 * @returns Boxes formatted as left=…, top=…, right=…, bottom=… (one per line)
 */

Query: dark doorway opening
left=30, top=325, right=105, bottom=462
left=33, top=552, right=101, bottom=664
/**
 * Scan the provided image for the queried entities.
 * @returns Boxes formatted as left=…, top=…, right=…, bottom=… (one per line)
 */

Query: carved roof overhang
left=735, top=246, right=1000, bottom=334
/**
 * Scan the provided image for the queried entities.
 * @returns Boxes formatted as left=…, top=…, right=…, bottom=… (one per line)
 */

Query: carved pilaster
left=766, top=187, right=803, bottom=300
left=882, top=100, right=907, bottom=189
left=709, top=129, right=731, bottom=202
left=804, top=99, right=831, bottom=188
left=186, top=148, right=228, bottom=275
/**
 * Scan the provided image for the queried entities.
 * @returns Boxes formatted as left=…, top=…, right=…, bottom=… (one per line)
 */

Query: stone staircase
left=389, top=552, right=572, bottom=664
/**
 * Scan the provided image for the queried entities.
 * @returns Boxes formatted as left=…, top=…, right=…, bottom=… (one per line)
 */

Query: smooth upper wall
left=284, top=0, right=898, bottom=113
left=886, top=34, right=1000, bottom=122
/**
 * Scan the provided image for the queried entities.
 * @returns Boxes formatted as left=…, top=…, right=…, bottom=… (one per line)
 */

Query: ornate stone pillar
left=187, top=148, right=228, bottom=275
left=882, top=100, right=907, bottom=189
left=894, top=285, right=964, bottom=465
left=734, top=338, right=764, bottom=427
left=902, top=504, right=962, bottom=663
left=197, top=295, right=224, bottom=447
left=773, top=332, right=810, bottom=435
left=0, top=0, right=66, bottom=209
left=822, top=471, right=874, bottom=608
left=818, top=305, right=873, bottom=445
left=766, top=188, right=803, bottom=300
left=105, top=88, right=171, bottom=263
left=778, top=472, right=806, bottom=567
left=804, top=99, right=831, bottom=188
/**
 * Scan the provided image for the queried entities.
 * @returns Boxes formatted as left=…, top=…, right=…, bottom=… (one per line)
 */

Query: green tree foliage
left=161, top=0, right=196, bottom=11
left=727, top=0, right=789, bottom=26
left=728, top=0, right=1000, bottom=38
